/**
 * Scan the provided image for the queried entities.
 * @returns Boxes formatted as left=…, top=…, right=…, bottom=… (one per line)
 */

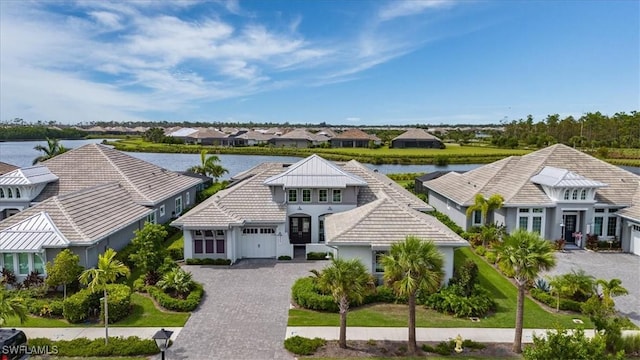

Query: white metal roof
left=263, top=154, right=367, bottom=188
left=530, top=166, right=607, bottom=188
left=169, top=128, right=198, bottom=137
left=0, top=212, right=69, bottom=252
left=0, top=165, right=58, bottom=186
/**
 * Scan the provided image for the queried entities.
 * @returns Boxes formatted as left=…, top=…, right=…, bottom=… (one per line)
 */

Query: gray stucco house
left=172, top=154, right=468, bottom=281
left=422, top=144, right=640, bottom=255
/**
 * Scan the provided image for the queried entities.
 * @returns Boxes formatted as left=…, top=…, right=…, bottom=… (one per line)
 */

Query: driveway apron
left=166, top=260, right=324, bottom=360
left=542, top=250, right=640, bottom=326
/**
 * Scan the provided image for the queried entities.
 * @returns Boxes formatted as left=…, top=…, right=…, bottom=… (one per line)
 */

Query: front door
left=563, top=214, right=577, bottom=243
left=289, top=216, right=311, bottom=244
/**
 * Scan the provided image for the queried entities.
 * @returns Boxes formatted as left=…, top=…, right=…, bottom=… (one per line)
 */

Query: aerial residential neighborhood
left=0, top=0, right=639, bottom=359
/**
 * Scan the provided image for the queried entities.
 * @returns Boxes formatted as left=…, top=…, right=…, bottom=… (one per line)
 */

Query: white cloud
left=378, top=0, right=455, bottom=21
left=89, top=11, right=123, bottom=30
left=345, top=117, right=361, bottom=122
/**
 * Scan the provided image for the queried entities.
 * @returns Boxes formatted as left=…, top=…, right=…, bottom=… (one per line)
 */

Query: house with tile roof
left=391, top=128, right=445, bottom=149
left=0, top=162, right=19, bottom=176
left=0, top=183, right=153, bottom=279
left=269, top=129, right=328, bottom=148
left=422, top=144, right=640, bottom=255
left=185, top=128, right=229, bottom=146
left=330, top=128, right=382, bottom=148
left=172, top=154, right=468, bottom=281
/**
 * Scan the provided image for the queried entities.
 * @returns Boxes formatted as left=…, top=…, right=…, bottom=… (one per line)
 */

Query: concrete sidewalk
left=20, top=327, right=182, bottom=342
left=286, top=326, right=640, bottom=343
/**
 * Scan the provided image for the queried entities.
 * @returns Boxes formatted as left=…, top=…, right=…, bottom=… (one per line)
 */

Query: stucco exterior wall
left=155, top=187, right=198, bottom=224
left=336, top=246, right=374, bottom=273
left=428, top=191, right=467, bottom=230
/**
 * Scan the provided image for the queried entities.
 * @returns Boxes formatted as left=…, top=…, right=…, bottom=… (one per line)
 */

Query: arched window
left=0, top=188, right=4, bottom=198
left=563, top=189, right=570, bottom=200
left=7, top=188, right=12, bottom=198
left=572, top=189, right=578, bottom=200
left=580, top=189, right=587, bottom=200
left=15, top=188, right=21, bottom=199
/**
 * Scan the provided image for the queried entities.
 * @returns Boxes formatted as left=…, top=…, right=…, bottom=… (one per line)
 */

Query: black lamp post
left=153, top=328, right=173, bottom=360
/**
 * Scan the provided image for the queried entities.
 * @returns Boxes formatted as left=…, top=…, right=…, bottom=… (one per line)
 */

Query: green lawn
left=288, top=248, right=591, bottom=329
left=5, top=293, right=189, bottom=328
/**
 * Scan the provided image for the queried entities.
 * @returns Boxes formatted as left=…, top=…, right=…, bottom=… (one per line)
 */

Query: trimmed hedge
left=28, top=336, right=159, bottom=357
left=425, top=284, right=496, bottom=318
left=100, top=284, right=132, bottom=323
left=278, top=255, right=292, bottom=260
left=291, top=277, right=338, bottom=312
left=167, top=236, right=184, bottom=261
left=428, top=210, right=464, bottom=236
left=147, top=282, right=204, bottom=312
left=530, top=288, right=583, bottom=313
left=306, top=252, right=330, bottom=260
left=62, top=288, right=99, bottom=323
left=185, top=258, right=231, bottom=265
left=284, top=336, right=326, bottom=355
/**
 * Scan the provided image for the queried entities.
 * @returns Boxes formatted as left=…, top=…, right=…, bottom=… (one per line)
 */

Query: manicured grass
left=288, top=248, right=591, bottom=329
left=5, top=293, right=189, bottom=328
left=308, top=357, right=517, bottom=360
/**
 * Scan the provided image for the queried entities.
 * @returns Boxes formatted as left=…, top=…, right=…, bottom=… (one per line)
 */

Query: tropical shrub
left=474, top=245, right=486, bottom=256
left=523, top=327, right=624, bottom=360
left=62, top=288, right=99, bottom=323
left=485, top=251, right=497, bottom=264
left=277, top=255, right=292, bottom=260
left=185, top=258, right=231, bottom=265
left=100, top=284, right=131, bottom=323
left=156, top=268, right=194, bottom=299
left=534, top=278, right=550, bottom=292
left=530, top=288, right=583, bottom=312
left=291, top=277, right=337, bottom=312
left=147, top=282, right=203, bottom=312
left=306, top=252, right=330, bottom=260
left=284, top=336, right=326, bottom=355
left=425, top=284, right=495, bottom=317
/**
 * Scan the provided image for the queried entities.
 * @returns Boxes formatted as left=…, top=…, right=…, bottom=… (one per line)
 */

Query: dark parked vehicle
left=0, top=329, right=28, bottom=360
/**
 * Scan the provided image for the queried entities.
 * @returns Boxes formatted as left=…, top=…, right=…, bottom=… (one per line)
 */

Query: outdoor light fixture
left=297, top=206, right=302, bottom=211
left=153, top=328, right=173, bottom=360
left=327, top=206, right=332, bottom=211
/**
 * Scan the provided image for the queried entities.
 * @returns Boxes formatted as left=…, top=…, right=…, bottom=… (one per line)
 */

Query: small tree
left=0, top=288, right=27, bottom=327
left=129, top=223, right=168, bottom=285
left=32, top=138, right=69, bottom=164
left=596, top=278, right=628, bottom=309
left=79, top=249, right=130, bottom=345
left=315, top=258, right=374, bottom=349
left=188, top=150, right=228, bottom=181
left=46, top=249, right=83, bottom=299
left=465, top=194, right=504, bottom=242
left=382, top=236, right=444, bottom=355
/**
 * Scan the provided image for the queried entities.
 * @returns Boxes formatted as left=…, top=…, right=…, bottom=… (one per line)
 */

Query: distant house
left=269, top=129, right=328, bottom=148
left=168, top=128, right=198, bottom=141
left=391, top=129, right=445, bottom=149
left=172, top=154, right=467, bottom=282
left=423, top=144, right=640, bottom=255
left=0, top=162, right=18, bottom=176
left=330, top=129, right=381, bottom=148
left=185, top=128, right=228, bottom=146
left=231, top=130, right=273, bottom=146
left=316, top=128, right=338, bottom=138
left=0, top=183, right=152, bottom=278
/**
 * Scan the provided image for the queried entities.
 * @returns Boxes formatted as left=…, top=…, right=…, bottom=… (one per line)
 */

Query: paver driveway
left=165, top=260, right=325, bottom=360
left=542, top=250, right=640, bottom=326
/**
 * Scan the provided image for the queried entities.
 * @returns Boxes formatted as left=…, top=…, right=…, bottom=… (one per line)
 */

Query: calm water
left=0, top=139, right=638, bottom=178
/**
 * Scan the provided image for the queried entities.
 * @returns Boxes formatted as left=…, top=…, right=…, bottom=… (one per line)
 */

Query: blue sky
left=0, top=0, right=638, bottom=126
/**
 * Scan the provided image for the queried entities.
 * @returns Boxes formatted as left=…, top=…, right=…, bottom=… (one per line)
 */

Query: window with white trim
left=593, top=208, right=620, bottom=238
left=160, top=205, right=166, bottom=217
left=186, top=192, right=190, bottom=205
left=175, top=196, right=183, bottom=215
left=146, top=210, right=157, bottom=224
left=563, top=190, right=570, bottom=200
left=374, top=251, right=387, bottom=273
left=7, top=188, right=12, bottom=198
left=580, top=189, right=587, bottom=200
left=572, top=190, right=578, bottom=200
left=18, top=253, right=29, bottom=275
left=302, top=189, right=311, bottom=203
left=288, top=189, right=297, bottom=202
left=15, top=188, right=20, bottom=198
left=332, top=189, right=342, bottom=203
left=192, top=230, right=225, bottom=254
left=318, top=189, right=328, bottom=202
left=472, top=210, right=482, bottom=226
left=3, top=253, right=13, bottom=271
left=517, top=208, right=544, bottom=234
left=33, top=254, right=44, bottom=274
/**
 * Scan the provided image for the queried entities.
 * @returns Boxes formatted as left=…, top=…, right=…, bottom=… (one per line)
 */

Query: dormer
left=530, top=166, right=606, bottom=202
left=0, top=165, right=59, bottom=202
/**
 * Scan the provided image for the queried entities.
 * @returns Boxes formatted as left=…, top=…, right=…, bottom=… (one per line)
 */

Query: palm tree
left=495, top=229, right=556, bottom=353
left=79, top=248, right=130, bottom=345
left=0, top=288, right=27, bottom=326
left=596, top=278, right=628, bottom=309
left=316, top=258, right=374, bottom=349
left=32, top=138, right=69, bottom=165
left=382, top=236, right=444, bottom=355
left=465, top=193, right=504, bottom=229
left=187, top=150, right=228, bottom=181
left=156, top=268, right=194, bottom=299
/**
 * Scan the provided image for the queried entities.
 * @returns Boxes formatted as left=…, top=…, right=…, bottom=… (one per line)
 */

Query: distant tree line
left=0, top=125, right=85, bottom=141
left=495, top=111, right=640, bottom=149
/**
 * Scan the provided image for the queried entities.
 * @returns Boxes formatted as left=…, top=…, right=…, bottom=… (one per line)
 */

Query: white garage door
left=632, top=225, right=640, bottom=256
left=240, top=228, right=276, bottom=258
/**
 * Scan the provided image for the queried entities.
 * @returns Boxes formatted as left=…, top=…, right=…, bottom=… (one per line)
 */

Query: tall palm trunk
left=513, top=285, right=525, bottom=353
left=104, top=289, right=109, bottom=345
left=408, top=293, right=417, bottom=354
left=339, top=296, right=348, bottom=349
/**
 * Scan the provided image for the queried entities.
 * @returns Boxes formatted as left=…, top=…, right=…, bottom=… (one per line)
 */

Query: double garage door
left=632, top=225, right=640, bottom=256
left=240, top=227, right=277, bottom=258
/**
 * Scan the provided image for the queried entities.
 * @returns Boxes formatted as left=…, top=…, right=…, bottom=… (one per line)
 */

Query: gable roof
left=333, top=128, right=379, bottom=141
left=618, top=205, right=640, bottom=222
left=169, top=128, right=198, bottom=137
left=0, top=162, right=19, bottom=175
left=35, top=144, right=203, bottom=206
left=185, top=128, right=227, bottom=139
left=324, top=192, right=467, bottom=247
left=0, top=212, right=69, bottom=252
left=277, top=129, right=323, bottom=141
left=0, top=165, right=58, bottom=186
left=0, top=183, right=152, bottom=247
left=392, top=128, right=441, bottom=141
left=530, top=166, right=607, bottom=188
left=425, top=144, right=640, bottom=206
left=263, top=154, right=367, bottom=188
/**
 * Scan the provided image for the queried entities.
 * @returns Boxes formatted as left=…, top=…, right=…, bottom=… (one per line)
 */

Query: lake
left=0, top=139, right=482, bottom=178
